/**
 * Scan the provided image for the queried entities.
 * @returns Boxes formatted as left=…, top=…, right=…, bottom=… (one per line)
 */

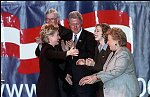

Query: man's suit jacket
left=96, top=47, right=140, bottom=97
left=66, top=29, right=97, bottom=93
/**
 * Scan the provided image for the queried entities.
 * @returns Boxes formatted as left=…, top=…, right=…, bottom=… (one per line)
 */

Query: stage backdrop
left=1, top=1, right=150, bottom=97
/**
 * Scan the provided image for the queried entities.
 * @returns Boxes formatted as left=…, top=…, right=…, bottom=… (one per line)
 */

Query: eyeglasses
left=70, top=23, right=81, bottom=27
left=45, top=18, right=57, bottom=21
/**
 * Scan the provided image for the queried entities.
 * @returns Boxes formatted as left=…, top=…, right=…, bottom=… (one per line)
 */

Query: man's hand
left=65, top=74, right=73, bottom=85
left=85, top=58, right=95, bottom=66
left=67, top=46, right=79, bottom=56
left=76, top=58, right=95, bottom=66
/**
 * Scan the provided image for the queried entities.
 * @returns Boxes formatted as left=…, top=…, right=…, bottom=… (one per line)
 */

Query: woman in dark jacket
left=76, top=23, right=111, bottom=97
left=36, top=24, right=78, bottom=97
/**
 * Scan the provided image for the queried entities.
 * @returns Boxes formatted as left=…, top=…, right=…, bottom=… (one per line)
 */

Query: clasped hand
left=76, top=58, right=95, bottom=66
left=67, top=46, right=79, bottom=56
left=61, top=40, right=75, bottom=51
left=61, top=40, right=79, bottom=56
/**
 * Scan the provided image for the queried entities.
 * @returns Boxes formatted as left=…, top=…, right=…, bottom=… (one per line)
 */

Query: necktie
left=74, top=34, right=77, bottom=45
left=72, top=34, right=77, bottom=59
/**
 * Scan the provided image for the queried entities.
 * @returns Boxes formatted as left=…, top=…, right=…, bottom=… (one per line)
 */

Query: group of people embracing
left=35, top=8, right=140, bottom=97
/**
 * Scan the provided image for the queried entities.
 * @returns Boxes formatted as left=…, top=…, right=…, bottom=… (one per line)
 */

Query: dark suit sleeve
left=59, top=24, right=72, bottom=41
left=85, top=33, right=97, bottom=58
left=58, top=66, right=67, bottom=80
left=80, top=35, right=97, bottom=71
left=43, top=46, right=67, bottom=60
left=85, top=48, right=111, bottom=72
left=85, top=62, right=103, bottom=72
left=35, top=44, right=42, bottom=57
left=65, top=57, right=73, bottom=75
left=76, top=31, right=97, bottom=72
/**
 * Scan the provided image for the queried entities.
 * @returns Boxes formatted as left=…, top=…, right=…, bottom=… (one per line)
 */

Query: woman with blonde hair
left=36, top=24, right=79, bottom=97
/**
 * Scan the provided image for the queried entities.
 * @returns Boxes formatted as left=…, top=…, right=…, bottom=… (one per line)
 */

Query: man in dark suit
left=35, top=8, right=72, bottom=56
left=64, top=11, right=97, bottom=97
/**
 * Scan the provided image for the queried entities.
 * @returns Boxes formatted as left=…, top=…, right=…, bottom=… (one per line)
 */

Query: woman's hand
left=76, top=59, right=86, bottom=65
left=79, top=74, right=98, bottom=86
left=66, top=40, right=74, bottom=48
left=61, top=40, right=69, bottom=51
left=85, top=58, right=95, bottom=66
left=67, top=46, right=79, bottom=56
left=76, top=58, right=95, bottom=66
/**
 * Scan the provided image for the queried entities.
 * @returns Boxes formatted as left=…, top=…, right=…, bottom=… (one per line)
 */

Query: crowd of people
left=35, top=8, right=140, bottom=97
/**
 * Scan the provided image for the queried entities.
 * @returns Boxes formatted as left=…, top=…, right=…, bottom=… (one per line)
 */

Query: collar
left=103, top=43, right=108, bottom=51
left=72, top=28, right=82, bottom=40
left=98, top=43, right=108, bottom=51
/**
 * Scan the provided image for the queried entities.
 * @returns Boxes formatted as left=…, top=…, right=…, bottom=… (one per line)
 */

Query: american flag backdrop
left=1, top=1, right=150, bottom=97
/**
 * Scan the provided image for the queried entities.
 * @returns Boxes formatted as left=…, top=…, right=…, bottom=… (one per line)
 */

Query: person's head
left=45, top=8, right=60, bottom=27
left=94, top=23, right=111, bottom=43
left=106, top=27, right=127, bottom=51
left=40, top=24, right=60, bottom=47
left=68, top=11, right=83, bottom=34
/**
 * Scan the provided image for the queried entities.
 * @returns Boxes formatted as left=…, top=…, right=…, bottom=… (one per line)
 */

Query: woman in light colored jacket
left=79, top=27, right=140, bottom=97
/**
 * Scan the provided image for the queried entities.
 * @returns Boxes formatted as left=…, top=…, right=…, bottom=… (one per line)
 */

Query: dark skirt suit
left=36, top=43, right=67, bottom=97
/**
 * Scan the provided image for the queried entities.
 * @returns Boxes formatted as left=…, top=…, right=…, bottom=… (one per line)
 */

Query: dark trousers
left=96, top=87, right=104, bottom=97
left=66, top=86, right=97, bottom=97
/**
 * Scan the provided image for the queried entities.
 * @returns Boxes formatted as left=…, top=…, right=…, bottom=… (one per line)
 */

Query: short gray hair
left=68, top=11, right=83, bottom=24
left=45, top=8, right=60, bottom=20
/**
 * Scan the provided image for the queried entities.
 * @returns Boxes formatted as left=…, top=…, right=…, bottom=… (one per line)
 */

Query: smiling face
left=94, top=25, right=103, bottom=41
left=107, top=35, right=119, bottom=51
left=40, top=24, right=59, bottom=46
left=68, top=11, right=83, bottom=34
left=107, top=27, right=127, bottom=51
